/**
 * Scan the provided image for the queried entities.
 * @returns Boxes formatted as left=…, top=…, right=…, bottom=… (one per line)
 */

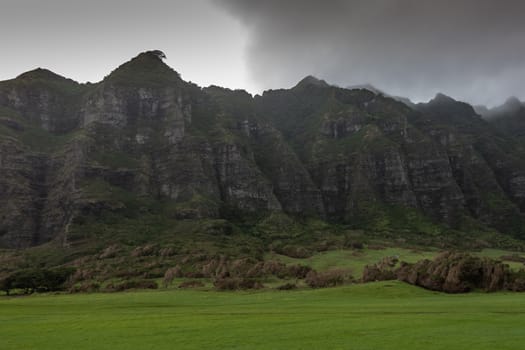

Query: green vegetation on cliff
left=2, top=51, right=525, bottom=282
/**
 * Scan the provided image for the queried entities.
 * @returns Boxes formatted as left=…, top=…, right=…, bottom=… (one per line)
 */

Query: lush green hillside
left=2, top=51, right=525, bottom=289
left=2, top=50, right=525, bottom=252
left=1, top=282, right=524, bottom=350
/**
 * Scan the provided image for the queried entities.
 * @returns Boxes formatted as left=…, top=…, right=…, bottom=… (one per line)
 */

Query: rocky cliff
left=1, top=51, right=525, bottom=248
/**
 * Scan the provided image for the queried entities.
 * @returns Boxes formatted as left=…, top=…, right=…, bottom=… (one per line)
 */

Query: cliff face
left=1, top=51, right=525, bottom=248
left=256, top=85, right=467, bottom=227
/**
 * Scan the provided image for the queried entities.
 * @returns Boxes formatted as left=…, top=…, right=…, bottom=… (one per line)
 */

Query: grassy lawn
left=475, top=249, right=525, bottom=270
left=267, top=247, right=437, bottom=278
left=1, top=281, right=524, bottom=350
left=266, top=247, right=525, bottom=279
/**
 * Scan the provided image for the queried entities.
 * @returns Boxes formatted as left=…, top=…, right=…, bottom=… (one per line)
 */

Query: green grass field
left=1, top=281, right=524, bottom=350
left=266, top=247, right=437, bottom=278
left=266, top=247, right=525, bottom=278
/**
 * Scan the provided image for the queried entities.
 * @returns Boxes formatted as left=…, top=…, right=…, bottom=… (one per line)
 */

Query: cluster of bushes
left=305, top=269, right=353, bottom=288
left=105, top=279, right=158, bottom=292
left=507, top=270, right=525, bottom=291
left=361, top=256, right=399, bottom=282
left=178, top=280, right=204, bottom=289
left=362, top=252, right=525, bottom=293
left=69, top=282, right=101, bottom=293
left=273, top=245, right=312, bottom=258
left=98, top=245, right=120, bottom=259
left=213, top=277, right=263, bottom=291
left=69, top=279, right=159, bottom=293
left=0, top=267, right=76, bottom=295
left=161, top=257, right=313, bottom=289
left=276, top=283, right=297, bottom=290
left=159, top=257, right=354, bottom=291
left=131, top=244, right=157, bottom=257
left=271, top=238, right=357, bottom=259
left=501, top=254, right=525, bottom=264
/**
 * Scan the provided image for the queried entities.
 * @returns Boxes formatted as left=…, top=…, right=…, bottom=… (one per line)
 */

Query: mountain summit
left=105, top=50, right=181, bottom=86
left=477, top=96, right=524, bottom=120
left=16, top=68, right=70, bottom=82
left=1, top=52, right=525, bottom=250
left=294, top=75, right=330, bottom=89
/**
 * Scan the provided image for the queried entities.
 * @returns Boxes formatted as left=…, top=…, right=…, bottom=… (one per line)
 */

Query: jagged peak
left=16, top=68, right=70, bottom=82
left=345, top=84, right=414, bottom=107
left=503, top=96, right=523, bottom=109
left=417, top=92, right=482, bottom=122
left=473, top=105, right=489, bottom=116
left=430, top=93, right=457, bottom=104
left=205, top=85, right=252, bottom=96
left=116, top=50, right=170, bottom=69
left=105, top=50, right=181, bottom=86
left=294, top=75, right=330, bottom=89
left=134, top=50, right=167, bottom=61
left=148, top=50, right=167, bottom=60
left=347, top=83, right=384, bottom=95
left=482, top=96, right=524, bottom=119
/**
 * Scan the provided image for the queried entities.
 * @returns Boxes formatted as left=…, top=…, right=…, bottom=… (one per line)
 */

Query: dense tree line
left=0, top=267, right=75, bottom=295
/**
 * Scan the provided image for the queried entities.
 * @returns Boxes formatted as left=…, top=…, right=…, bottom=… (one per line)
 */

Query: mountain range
left=1, top=50, right=525, bottom=250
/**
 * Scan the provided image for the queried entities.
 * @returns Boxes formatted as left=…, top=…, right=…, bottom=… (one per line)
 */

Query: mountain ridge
left=1, top=51, right=525, bottom=250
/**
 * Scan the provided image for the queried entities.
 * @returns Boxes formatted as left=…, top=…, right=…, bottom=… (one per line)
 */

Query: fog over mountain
left=215, top=0, right=525, bottom=107
left=1, top=0, right=524, bottom=107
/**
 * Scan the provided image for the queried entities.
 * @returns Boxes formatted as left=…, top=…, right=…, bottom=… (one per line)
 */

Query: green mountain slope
left=1, top=50, right=525, bottom=256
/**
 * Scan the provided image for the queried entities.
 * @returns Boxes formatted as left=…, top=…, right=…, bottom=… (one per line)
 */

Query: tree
left=5, top=267, right=76, bottom=295
left=149, top=50, right=166, bottom=60
left=0, top=276, right=12, bottom=296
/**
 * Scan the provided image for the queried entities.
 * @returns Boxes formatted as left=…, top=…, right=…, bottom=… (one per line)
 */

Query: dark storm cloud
left=215, top=0, right=525, bottom=106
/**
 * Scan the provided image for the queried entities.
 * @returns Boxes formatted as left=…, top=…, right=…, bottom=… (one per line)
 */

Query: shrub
left=213, top=278, right=263, bottom=291
left=99, top=245, right=120, bottom=259
left=162, top=266, right=182, bottom=288
left=276, top=245, right=312, bottom=258
left=362, top=264, right=396, bottom=282
left=287, top=264, right=312, bottom=279
left=184, top=271, right=205, bottom=278
left=238, top=278, right=263, bottom=290
left=131, top=245, right=157, bottom=257
left=178, top=280, right=205, bottom=289
left=506, top=269, right=525, bottom=291
left=276, top=283, right=297, bottom=290
left=0, top=276, right=12, bottom=295
left=305, top=269, right=352, bottom=288
left=110, top=279, right=158, bottom=292
left=3, top=267, right=76, bottom=294
left=501, top=255, right=525, bottom=263
left=74, top=268, right=96, bottom=282
left=345, top=240, right=364, bottom=249
left=213, top=277, right=239, bottom=291
left=159, top=247, right=176, bottom=257
left=395, top=252, right=515, bottom=293
left=69, top=282, right=101, bottom=293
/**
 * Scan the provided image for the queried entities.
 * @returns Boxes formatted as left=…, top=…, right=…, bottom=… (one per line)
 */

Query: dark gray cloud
left=215, top=0, right=525, bottom=106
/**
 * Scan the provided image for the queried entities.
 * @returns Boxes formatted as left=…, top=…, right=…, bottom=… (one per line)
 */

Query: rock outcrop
left=2, top=51, right=525, bottom=248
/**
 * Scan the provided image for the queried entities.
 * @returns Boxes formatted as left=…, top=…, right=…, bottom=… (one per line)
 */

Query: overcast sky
left=1, top=0, right=524, bottom=107
left=0, top=0, right=250, bottom=92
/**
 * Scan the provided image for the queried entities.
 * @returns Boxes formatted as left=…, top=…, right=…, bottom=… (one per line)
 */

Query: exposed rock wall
left=2, top=51, right=525, bottom=247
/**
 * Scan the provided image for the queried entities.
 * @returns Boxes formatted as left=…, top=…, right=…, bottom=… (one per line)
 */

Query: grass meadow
left=1, top=281, right=524, bottom=350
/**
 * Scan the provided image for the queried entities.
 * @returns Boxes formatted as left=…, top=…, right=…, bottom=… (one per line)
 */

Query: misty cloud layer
left=1, top=0, right=524, bottom=107
left=216, top=0, right=525, bottom=106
